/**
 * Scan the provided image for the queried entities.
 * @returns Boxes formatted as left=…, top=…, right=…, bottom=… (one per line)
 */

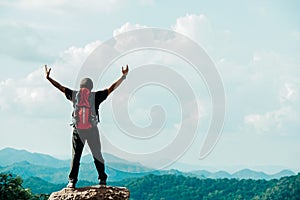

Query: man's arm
left=108, top=65, right=129, bottom=95
left=44, top=65, right=66, bottom=93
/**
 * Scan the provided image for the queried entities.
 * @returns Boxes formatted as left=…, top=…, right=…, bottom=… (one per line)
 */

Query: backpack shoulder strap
left=88, top=92, right=99, bottom=125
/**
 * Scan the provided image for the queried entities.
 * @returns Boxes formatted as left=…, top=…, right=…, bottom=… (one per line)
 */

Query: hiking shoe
left=67, top=181, right=76, bottom=188
left=99, top=179, right=107, bottom=186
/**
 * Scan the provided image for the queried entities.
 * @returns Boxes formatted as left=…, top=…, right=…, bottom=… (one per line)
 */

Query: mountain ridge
left=0, top=147, right=296, bottom=181
left=0, top=147, right=147, bottom=171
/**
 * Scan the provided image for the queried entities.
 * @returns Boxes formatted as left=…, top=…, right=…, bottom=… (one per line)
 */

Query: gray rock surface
left=48, top=185, right=130, bottom=200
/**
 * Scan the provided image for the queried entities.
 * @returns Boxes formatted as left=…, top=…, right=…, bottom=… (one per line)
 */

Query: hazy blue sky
left=0, top=0, right=299, bottom=173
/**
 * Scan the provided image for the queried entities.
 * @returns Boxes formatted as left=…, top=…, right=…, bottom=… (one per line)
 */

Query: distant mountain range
left=0, top=147, right=142, bottom=170
left=0, top=147, right=156, bottom=183
left=0, top=147, right=296, bottom=184
left=189, top=168, right=295, bottom=180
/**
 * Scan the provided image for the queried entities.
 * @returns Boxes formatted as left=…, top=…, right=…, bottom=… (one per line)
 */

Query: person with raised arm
left=45, top=64, right=129, bottom=188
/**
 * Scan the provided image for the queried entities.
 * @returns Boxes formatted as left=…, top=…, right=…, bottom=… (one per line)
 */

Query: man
left=44, top=64, right=129, bottom=188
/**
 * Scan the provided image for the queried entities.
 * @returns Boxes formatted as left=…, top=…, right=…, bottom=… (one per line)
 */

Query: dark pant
left=69, top=127, right=107, bottom=183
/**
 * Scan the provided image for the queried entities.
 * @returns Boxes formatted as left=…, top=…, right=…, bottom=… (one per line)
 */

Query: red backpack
left=72, top=88, right=98, bottom=129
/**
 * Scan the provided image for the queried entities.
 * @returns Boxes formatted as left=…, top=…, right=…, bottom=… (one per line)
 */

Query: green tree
left=0, top=173, right=48, bottom=200
left=260, top=173, right=300, bottom=200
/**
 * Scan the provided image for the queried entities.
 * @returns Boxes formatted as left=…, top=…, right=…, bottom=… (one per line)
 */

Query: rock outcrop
left=48, top=185, right=130, bottom=200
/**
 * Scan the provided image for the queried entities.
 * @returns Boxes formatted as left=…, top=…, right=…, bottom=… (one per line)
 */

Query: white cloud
left=1, top=0, right=125, bottom=14
left=244, top=107, right=294, bottom=133
left=113, top=22, right=147, bottom=37
left=0, top=40, right=102, bottom=117
left=243, top=80, right=299, bottom=135
left=0, top=68, right=65, bottom=117
left=111, top=22, right=150, bottom=53
left=280, top=83, right=297, bottom=103
left=172, top=14, right=213, bottom=49
left=58, top=40, right=101, bottom=66
left=253, top=53, right=261, bottom=62
left=218, top=48, right=300, bottom=137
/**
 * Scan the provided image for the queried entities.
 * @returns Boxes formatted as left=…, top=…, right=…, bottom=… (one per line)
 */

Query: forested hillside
left=1, top=172, right=299, bottom=199
left=115, top=173, right=300, bottom=200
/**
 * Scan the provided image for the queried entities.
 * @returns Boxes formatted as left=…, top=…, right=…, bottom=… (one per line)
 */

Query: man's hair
left=80, top=78, right=93, bottom=90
